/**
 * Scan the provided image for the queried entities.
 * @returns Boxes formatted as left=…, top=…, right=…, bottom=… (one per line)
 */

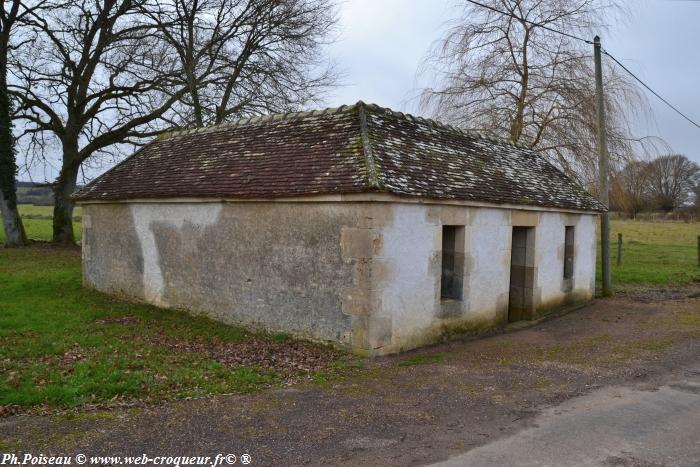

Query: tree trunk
left=0, top=40, right=25, bottom=247
left=52, top=161, right=80, bottom=244
left=0, top=189, right=26, bottom=246
left=509, top=28, right=530, bottom=143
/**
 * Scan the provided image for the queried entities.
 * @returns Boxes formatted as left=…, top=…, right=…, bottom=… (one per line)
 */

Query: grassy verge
left=0, top=247, right=345, bottom=411
left=398, top=353, right=444, bottom=367
left=597, top=219, right=700, bottom=287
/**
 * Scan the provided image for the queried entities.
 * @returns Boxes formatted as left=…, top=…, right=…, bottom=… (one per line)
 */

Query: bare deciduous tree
left=11, top=0, right=187, bottom=244
left=610, top=158, right=651, bottom=218
left=418, top=0, right=654, bottom=188
left=647, top=154, right=699, bottom=212
left=143, top=0, right=339, bottom=127
left=11, top=0, right=339, bottom=244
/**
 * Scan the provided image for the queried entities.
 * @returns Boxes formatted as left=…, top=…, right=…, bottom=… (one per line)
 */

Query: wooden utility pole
left=594, top=36, right=612, bottom=296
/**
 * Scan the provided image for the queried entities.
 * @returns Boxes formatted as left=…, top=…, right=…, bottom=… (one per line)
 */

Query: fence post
left=697, top=236, right=700, bottom=268
left=617, top=233, right=623, bottom=267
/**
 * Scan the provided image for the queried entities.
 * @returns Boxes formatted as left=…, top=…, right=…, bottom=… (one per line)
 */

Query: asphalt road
left=431, top=366, right=700, bottom=467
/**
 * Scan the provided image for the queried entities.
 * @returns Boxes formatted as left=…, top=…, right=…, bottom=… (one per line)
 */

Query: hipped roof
left=74, top=101, right=606, bottom=213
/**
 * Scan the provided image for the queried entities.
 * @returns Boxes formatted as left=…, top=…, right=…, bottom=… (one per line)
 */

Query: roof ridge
left=161, top=103, right=361, bottom=139
left=359, top=102, right=529, bottom=149
left=160, top=101, right=528, bottom=150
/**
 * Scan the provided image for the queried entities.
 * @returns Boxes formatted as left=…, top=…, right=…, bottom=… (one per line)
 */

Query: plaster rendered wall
left=361, top=204, right=511, bottom=354
left=82, top=202, right=359, bottom=344
left=534, top=212, right=597, bottom=312
left=366, top=205, right=598, bottom=354
left=82, top=200, right=597, bottom=355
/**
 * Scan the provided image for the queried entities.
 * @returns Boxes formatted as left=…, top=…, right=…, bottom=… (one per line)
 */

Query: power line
left=600, top=49, right=700, bottom=130
left=462, top=0, right=700, bottom=131
left=462, top=0, right=593, bottom=44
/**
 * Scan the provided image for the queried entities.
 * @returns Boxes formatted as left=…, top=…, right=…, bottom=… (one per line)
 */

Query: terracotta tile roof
left=73, top=102, right=606, bottom=212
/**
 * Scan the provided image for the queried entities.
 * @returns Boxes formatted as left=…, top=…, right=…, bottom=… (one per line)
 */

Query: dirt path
left=2, top=292, right=699, bottom=466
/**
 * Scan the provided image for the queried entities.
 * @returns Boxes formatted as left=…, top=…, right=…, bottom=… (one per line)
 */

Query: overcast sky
left=21, top=0, right=700, bottom=182
left=325, top=0, right=700, bottom=163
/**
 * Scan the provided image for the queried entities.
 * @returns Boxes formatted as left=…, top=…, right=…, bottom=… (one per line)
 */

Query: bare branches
left=143, top=0, right=340, bottom=127
left=647, top=154, right=700, bottom=212
left=9, top=0, right=340, bottom=243
left=12, top=0, right=341, bottom=165
left=611, top=154, right=700, bottom=215
left=418, top=0, right=654, bottom=188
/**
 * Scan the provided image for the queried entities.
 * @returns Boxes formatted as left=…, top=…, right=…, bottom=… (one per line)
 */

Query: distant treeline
left=608, top=155, right=700, bottom=219
left=16, top=181, right=83, bottom=206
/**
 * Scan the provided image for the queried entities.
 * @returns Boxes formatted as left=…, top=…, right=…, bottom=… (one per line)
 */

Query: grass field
left=600, top=220, right=700, bottom=287
left=0, top=207, right=698, bottom=411
left=14, top=204, right=83, bottom=218
left=0, top=204, right=82, bottom=243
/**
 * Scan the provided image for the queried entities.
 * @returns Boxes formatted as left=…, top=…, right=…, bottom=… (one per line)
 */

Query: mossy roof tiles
left=74, top=101, right=606, bottom=212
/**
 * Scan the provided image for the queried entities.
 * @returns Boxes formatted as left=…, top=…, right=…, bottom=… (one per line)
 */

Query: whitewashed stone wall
left=82, top=199, right=597, bottom=356
left=369, top=204, right=597, bottom=354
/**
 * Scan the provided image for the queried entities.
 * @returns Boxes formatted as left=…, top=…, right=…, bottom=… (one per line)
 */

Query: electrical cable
left=462, top=0, right=700, bottom=130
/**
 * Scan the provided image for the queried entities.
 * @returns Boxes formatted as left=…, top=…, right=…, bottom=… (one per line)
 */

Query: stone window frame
left=563, top=225, right=575, bottom=280
left=440, top=225, right=466, bottom=301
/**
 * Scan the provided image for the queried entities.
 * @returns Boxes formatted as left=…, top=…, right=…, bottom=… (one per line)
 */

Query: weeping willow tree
left=419, top=0, right=662, bottom=191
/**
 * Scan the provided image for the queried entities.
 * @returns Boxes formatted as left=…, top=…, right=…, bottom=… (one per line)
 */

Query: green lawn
left=15, top=204, right=82, bottom=219
left=0, top=204, right=82, bottom=243
left=0, top=246, right=344, bottom=411
left=598, top=220, right=700, bottom=287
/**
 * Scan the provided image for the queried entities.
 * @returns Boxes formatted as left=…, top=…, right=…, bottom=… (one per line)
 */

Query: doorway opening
left=509, top=226, right=535, bottom=322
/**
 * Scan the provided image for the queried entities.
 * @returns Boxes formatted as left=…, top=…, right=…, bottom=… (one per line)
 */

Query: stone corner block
left=341, top=286, right=371, bottom=317
left=341, top=227, right=377, bottom=260
left=368, top=315, right=393, bottom=350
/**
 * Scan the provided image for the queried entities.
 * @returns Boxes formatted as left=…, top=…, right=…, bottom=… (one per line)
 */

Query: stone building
left=74, top=102, right=605, bottom=355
